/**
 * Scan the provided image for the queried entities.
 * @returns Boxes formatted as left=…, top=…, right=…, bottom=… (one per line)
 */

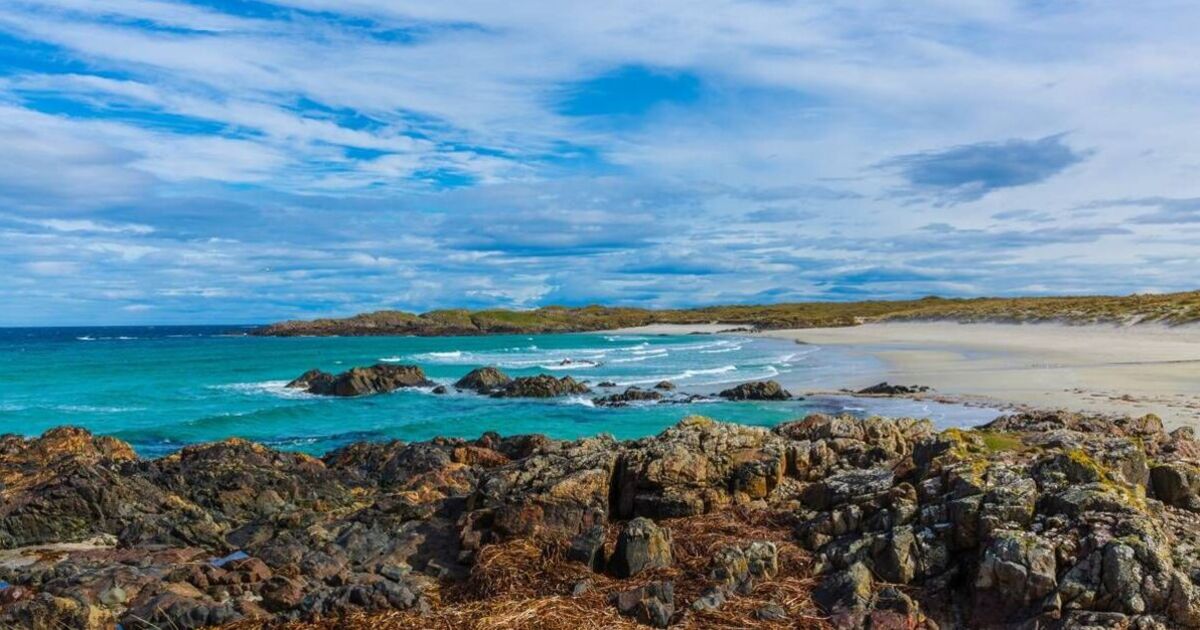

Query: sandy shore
left=610, top=322, right=1200, bottom=429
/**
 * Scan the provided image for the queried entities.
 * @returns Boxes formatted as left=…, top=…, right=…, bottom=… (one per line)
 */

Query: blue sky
left=1, top=1, right=1199, bottom=325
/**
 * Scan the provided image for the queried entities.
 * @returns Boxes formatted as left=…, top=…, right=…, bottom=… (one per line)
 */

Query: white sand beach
left=610, top=322, right=1200, bottom=429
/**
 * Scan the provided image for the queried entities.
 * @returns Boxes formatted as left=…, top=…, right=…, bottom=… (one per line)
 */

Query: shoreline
left=609, top=321, right=1200, bottom=430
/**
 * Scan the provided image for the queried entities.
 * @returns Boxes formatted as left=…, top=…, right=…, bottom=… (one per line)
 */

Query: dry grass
left=224, top=508, right=832, bottom=630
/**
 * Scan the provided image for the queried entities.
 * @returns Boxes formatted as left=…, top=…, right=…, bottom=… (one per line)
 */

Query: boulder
left=287, top=364, right=433, bottom=396
left=613, top=581, right=674, bottom=628
left=813, top=562, right=873, bottom=613
left=654, top=381, right=677, bottom=391
left=610, top=517, right=673, bottom=578
left=1151, top=463, right=1200, bottom=511
left=567, top=524, right=607, bottom=571
left=718, top=380, right=792, bottom=401
left=454, top=367, right=512, bottom=393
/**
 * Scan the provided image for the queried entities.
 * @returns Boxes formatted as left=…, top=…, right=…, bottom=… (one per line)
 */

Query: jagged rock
left=598, top=381, right=618, bottom=388
left=593, top=386, right=664, bottom=407
left=690, top=586, right=727, bottom=612
left=654, top=381, right=677, bottom=391
left=610, top=517, right=673, bottom=578
left=857, top=382, right=931, bottom=395
left=466, top=435, right=617, bottom=541
left=1151, top=463, right=1200, bottom=511
left=454, top=367, right=512, bottom=393
left=754, top=602, right=789, bottom=621
left=814, top=562, right=873, bottom=613
left=708, top=541, right=778, bottom=596
left=802, top=468, right=894, bottom=510
left=973, top=531, right=1057, bottom=623
left=491, top=374, right=591, bottom=398
left=613, top=581, right=674, bottom=628
left=287, top=364, right=433, bottom=396
left=718, top=380, right=791, bottom=400
left=567, top=524, right=607, bottom=571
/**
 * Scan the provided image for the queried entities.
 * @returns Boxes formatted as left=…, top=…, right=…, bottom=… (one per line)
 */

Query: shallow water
left=0, top=326, right=1001, bottom=457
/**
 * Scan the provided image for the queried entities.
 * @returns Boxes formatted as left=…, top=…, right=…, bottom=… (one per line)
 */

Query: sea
left=0, top=326, right=1002, bottom=457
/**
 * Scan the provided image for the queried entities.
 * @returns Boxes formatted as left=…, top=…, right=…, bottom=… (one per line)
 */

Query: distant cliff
left=253, top=291, right=1200, bottom=337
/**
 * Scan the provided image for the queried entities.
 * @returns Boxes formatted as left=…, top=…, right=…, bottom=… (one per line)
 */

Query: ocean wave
left=76, top=336, right=95, bottom=341
left=53, top=404, right=145, bottom=413
left=608, top=353, right=664, bottom=364
left=618, top=364, right=738, bottom=386
left=540, top=360, right=601, bottom=370
left=691, top=365, right=779, bottom=387
left=212, top=380, right=316, bottom=399
left=562, top=396, right=595, bottom=407
left=699, top=345, right=741, bottom=354
left=378, top=356, right=404, bottom=363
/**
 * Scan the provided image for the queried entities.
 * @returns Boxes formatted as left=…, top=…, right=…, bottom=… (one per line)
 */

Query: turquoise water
left=0, top=327, right=1001, bottom=457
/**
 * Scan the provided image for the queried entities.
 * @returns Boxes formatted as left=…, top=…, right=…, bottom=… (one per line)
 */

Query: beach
left=612, top=322, right=1200, bottom=429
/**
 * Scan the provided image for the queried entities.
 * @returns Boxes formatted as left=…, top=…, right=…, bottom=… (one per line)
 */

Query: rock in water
left=718, top=380, right=791, bottom=400
left=287, top=364, right=433, bottom=396
left=857, top=382, right=931, bottom=395
left=654, top=381, right=676, bottom=391
left=610, top=517, right=673, bottom=578
left=454, top=366, right=512, bottom=394
left=491, top=374, right=591, bottom=398
left=592, top=386, right=663, bottom=407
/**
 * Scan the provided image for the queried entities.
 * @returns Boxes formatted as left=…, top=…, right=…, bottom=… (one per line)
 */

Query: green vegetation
left=255, top=290, right=1200, bottom=336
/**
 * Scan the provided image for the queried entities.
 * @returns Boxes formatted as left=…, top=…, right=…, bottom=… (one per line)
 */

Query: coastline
left=610, top=321, right=1200, bottom=430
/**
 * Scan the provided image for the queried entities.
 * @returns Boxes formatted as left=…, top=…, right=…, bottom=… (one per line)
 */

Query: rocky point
left=2, top=409, right=1200, bottom=628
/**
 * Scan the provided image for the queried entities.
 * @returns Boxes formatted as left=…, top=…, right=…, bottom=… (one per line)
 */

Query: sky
left=2, top=1, right=1199, bottom=325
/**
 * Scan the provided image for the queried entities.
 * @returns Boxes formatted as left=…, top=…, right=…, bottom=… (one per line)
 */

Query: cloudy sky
left=2, top=1, right=1199, bottom=325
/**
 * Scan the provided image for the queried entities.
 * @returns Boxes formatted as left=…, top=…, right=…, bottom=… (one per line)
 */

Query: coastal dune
left=614, top=321, right=1200, bottom=429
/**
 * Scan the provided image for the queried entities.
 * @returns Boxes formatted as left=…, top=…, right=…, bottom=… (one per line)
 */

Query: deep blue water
left=0, top=326, right=1000, bottom=457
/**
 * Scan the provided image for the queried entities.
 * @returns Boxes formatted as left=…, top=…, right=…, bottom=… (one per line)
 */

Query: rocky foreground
left=3, top=410, right=1200, bottom=629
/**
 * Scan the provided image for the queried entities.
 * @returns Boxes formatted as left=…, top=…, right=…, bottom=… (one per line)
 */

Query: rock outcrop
left=4, top=409, right=1200, bottom=628
left=592, top=386, right=663, bottom=407
left=287, top=364, right=433, bottom=396
left=856, top=382, right=932, bottom=395
left=490, top=374, right=591, bottom=398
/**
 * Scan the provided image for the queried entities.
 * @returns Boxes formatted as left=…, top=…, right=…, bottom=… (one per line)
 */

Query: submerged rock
left=287, top=364, right=433, bottom=396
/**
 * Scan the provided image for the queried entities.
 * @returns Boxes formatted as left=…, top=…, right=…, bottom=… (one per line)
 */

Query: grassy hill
left=253, top=291, right=1200, bottom=336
